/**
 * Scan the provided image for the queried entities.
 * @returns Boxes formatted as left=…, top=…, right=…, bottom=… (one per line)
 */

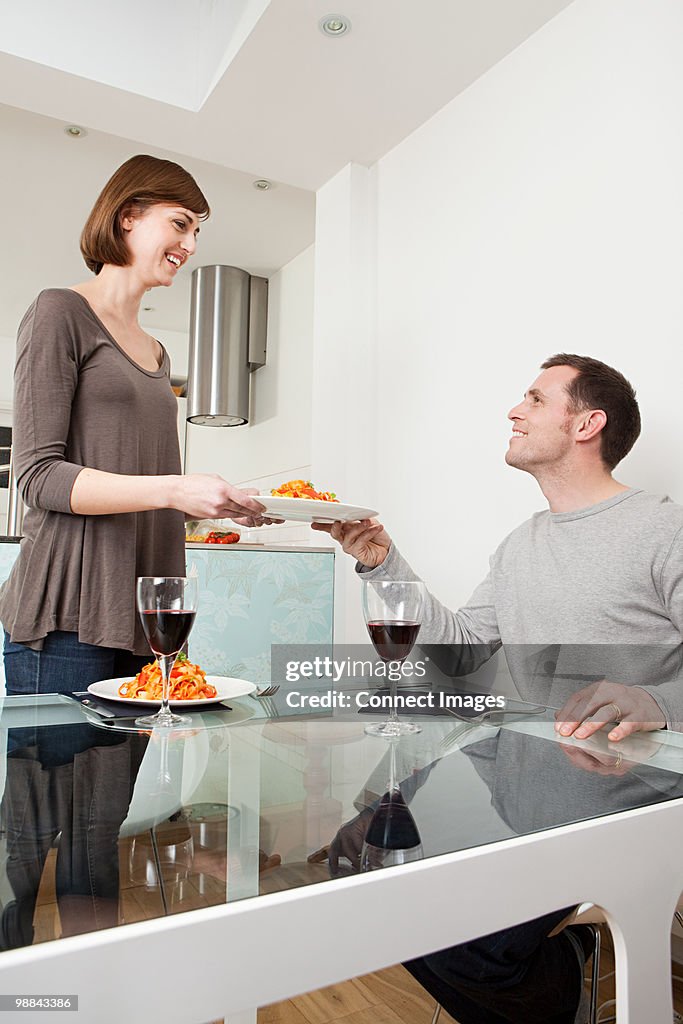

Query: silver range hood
left=187, top=265, right=268, bottom=426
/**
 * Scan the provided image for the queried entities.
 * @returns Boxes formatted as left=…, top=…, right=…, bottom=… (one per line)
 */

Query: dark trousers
left=404, top=908, right=582, bottom=1024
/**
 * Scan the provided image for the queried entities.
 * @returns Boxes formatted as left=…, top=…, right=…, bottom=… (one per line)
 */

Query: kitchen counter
left=186, top=541, right=334, bottom=553
left=0, top=538, right=334, bottom=553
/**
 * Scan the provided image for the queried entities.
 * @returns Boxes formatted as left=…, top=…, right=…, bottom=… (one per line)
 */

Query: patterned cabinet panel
left=186, top=548, right=335, bottom=681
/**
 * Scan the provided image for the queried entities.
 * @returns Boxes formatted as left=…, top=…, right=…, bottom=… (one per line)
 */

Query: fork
left=253, top=684, right=280, bottom=698
left=250, top=684, right=280, bottom=719
left=438, top=718, right=479, bottom=754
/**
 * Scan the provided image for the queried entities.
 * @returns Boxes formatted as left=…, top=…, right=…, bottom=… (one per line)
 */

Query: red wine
left=367, top=620, right=420, bottom=662
left=140, top=609, right=196, bottom=657
left=365, top=788, right=422, bottom=851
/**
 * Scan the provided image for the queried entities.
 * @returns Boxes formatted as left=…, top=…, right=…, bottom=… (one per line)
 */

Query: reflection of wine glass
left=362, top=579, right=424, bottom=738
left=360, top=739, right=424, bottom=871
left=136, top=576, right=198, bottom=728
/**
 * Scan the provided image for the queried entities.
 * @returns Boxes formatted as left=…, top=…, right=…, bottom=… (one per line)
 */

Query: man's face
left=505, top=365, right=580, bottom=474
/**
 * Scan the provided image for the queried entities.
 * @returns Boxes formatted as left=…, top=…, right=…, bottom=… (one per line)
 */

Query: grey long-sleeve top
left=360, top=489, right=683, bottom=730
left=0, top=289, right=185, bottom=655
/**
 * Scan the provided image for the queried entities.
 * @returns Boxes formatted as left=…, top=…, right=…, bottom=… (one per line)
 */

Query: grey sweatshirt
left=360, top=489, right=683, bottom=730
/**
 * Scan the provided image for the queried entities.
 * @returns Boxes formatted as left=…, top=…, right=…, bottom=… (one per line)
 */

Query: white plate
left=87, top=676, right=256, bottom=708
left=258, top=495, right=378, bottom=524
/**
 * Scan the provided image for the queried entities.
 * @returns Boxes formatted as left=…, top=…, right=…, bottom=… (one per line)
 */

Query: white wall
left=185, top=244, right=315, bottom=486
left=312, top=0, right=683, bottom=640
left=312, top=164, right=379, bottom=642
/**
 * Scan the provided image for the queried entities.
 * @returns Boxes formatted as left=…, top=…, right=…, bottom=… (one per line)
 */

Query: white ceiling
left=0, top=0, right=271, bottom=111
left=0, top=0, right=575, bottom=336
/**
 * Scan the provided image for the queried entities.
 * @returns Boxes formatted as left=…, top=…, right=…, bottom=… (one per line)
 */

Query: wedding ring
left=608, top=701, right=622, bottom=722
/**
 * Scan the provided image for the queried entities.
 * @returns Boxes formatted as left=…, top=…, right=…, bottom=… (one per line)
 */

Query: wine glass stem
left=388, top=734, right=398, bottom=790
left=158, top=654, right=176, bottom=717
left=388, top=665, right=403, bottom=729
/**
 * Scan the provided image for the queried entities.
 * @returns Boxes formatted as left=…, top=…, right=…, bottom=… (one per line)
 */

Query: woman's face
left=120, top=203, right=201, bottom=288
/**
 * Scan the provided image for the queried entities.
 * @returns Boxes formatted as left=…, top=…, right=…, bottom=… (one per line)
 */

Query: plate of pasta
left=87, top=656, right=256, bottom=707
left=259, top=480, right=377, bottom=524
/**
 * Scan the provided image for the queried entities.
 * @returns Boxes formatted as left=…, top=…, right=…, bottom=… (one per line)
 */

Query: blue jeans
left=3, top=630, right=148, bottom=697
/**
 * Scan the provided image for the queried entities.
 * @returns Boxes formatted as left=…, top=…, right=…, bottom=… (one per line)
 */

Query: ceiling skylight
left=0, top=0, right=270, bottom=111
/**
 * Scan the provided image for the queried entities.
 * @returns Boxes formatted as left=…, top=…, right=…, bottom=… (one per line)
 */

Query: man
left=315, top=354, right=683, bottom=1022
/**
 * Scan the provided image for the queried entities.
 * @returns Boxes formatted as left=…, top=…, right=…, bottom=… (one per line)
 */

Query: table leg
left=224, top=1009, right=257, bottom=1024
left=223, top=729, right=262, bottom=1024
left=608, top=900, right=675, bottom=1024
left=226, top=729, right=262, bottom=902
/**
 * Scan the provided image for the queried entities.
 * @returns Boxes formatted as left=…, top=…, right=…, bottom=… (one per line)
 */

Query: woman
left=0, top=154, right=267, bottom=695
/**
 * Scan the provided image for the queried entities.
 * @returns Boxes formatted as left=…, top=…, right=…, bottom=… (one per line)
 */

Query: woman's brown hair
left=80, top=154, right=210, bottom=274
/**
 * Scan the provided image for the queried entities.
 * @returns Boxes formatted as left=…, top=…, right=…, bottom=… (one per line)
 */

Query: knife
left=71, top=693, right=118, bottom=718
left=72, top=693, right=234, bottom=719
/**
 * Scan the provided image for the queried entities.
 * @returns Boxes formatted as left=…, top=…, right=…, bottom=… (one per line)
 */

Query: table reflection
left=326, top=720, right=683, bottom=877
left=0, top=721, right=148, bottom=948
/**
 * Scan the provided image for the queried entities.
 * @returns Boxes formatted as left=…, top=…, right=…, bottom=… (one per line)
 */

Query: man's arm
left=312, top=519, right=502, bottom=667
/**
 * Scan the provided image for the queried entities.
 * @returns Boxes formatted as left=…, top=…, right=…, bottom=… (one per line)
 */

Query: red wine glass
left=360, top=739, right=424, bottom=870
left=136, top=576, right=198, bottom=728
left=362, top=579, right=424, bottom=738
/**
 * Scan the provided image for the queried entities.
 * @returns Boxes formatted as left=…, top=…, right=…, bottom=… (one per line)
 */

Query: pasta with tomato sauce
left=271, top=479, right=338, bottom=502
left=118, top=653, right=217, bottom=701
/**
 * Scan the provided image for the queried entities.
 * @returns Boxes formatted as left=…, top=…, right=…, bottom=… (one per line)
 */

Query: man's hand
left=311, top=518, right=391, bottom=568
left=328, top=808, right=374, bottom=876
left=559, top=743, right=633, bottom=777
left=554, top=680, right=666, bottom=742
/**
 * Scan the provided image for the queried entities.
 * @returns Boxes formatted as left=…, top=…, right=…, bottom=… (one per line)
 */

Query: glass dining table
left=0, top=690, right=682, bottom=1024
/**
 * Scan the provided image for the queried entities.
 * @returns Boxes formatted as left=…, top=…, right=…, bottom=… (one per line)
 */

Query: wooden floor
left=255, top=965, right=458, bottom=1024
left=252, top=926, right=683, bottom=1024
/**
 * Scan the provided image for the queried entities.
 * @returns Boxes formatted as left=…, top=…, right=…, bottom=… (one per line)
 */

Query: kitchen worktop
left=185, top=541, right=334, bottom=553
left=0, top=537, right=334, bottom=553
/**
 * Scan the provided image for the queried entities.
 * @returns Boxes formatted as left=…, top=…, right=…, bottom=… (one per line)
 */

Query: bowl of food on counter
left=185, top=520, right=241, bottom=545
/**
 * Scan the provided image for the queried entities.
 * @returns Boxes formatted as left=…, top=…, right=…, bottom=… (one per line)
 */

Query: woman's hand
left=172, top=475, right=271, bottom=525
left=311, top=518, right=392, bottom=568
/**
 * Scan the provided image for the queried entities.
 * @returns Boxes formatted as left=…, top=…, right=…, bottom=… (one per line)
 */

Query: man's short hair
left=541, top=353, right=641, bottom=470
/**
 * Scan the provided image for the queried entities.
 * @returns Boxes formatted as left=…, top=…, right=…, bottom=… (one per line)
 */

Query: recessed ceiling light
left=319, top=14, right=351, bottom=36
left=253, top=179, right=272, bottom=191
left=64, top=124, right=87, bottom=139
